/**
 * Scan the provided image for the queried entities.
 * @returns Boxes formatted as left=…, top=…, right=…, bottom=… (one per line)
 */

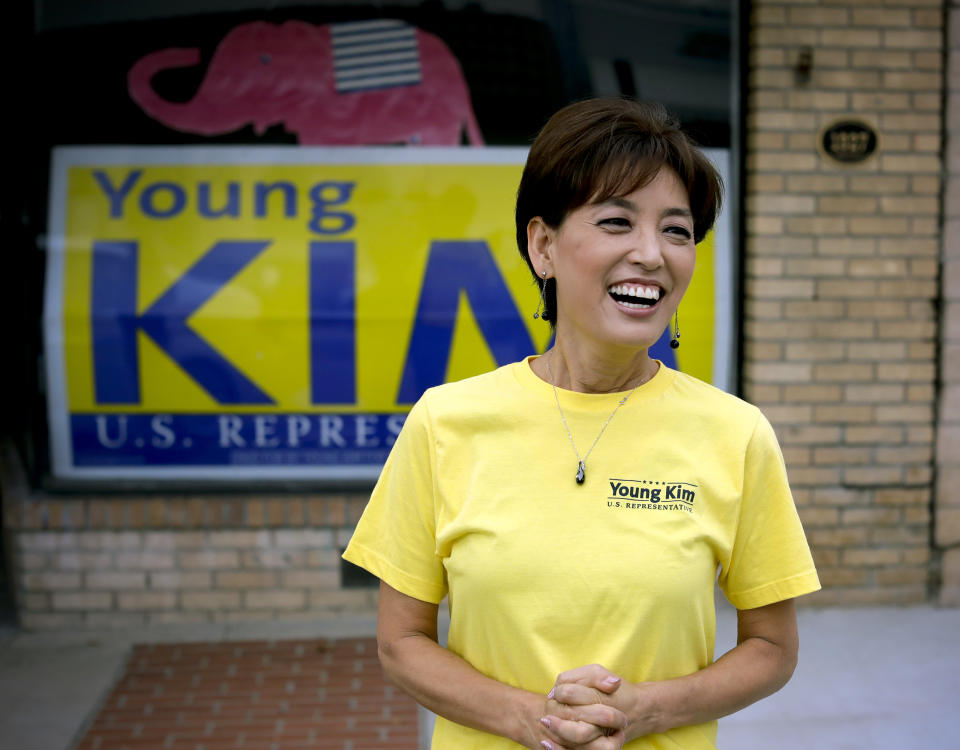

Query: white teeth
left=609, top=284, right=661, bottom=300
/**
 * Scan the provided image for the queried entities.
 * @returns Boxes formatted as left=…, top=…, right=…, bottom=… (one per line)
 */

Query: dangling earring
left=533, top=270, right=547, bottom=320
left=670, top=310, right=680, bottom=349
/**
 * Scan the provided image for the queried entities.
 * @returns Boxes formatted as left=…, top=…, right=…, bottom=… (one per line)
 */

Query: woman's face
left=530, top=167, right=696, bottom=355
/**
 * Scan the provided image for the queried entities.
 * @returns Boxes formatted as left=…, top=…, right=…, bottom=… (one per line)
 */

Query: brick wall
left=941, top=0, right=960, bottom=606
left=1, top=447, right=375, bottom=629
left=745, top=0, right=944, bottom=603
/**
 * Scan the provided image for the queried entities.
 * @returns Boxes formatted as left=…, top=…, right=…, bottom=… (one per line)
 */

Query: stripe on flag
left=332, top=19, right=422, bottom=93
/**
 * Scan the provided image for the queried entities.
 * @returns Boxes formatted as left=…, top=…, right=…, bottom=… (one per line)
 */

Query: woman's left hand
left=542, top=664, right=662, bottom=746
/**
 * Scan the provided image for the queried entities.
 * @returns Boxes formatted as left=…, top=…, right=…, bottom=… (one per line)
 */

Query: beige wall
left=744, top=0, right=943, bottom=604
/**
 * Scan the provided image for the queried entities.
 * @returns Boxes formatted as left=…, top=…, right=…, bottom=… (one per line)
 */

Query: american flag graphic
left=332, top=19, right=423, bottom=93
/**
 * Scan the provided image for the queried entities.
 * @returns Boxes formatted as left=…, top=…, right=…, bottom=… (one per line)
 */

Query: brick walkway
left=74, top=638, right=419, bottom=750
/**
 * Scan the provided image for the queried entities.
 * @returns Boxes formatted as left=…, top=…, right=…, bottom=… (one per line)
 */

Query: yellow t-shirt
left=343, top=357, right=820, bottom=750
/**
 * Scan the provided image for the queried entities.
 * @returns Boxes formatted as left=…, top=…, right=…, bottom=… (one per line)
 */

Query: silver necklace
left=545, top=351, right=647, bottom=485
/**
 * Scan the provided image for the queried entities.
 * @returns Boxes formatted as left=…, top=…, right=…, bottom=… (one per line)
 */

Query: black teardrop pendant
left=576, top=461, right=585, bottom=484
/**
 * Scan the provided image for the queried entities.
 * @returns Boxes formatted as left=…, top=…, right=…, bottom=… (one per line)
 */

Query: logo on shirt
left=606, top=478, right=696, bottom=513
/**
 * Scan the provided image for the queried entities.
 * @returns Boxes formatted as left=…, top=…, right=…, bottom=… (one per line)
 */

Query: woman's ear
left=527, top=217, right=554, bottom=276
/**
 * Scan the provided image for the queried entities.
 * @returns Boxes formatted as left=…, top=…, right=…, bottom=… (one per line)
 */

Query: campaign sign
left=45, top=147, right=730, bottom=481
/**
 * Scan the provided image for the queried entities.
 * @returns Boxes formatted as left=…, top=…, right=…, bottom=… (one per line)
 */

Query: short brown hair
left=516, top=98, right=723, bottom=323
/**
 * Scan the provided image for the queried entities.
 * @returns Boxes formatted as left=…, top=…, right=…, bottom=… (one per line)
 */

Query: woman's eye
left=599, top=217, right=631, bottom=228
left=664, top=225, right=692, bottom=239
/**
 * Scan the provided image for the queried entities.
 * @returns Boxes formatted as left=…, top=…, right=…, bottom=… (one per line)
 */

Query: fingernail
left=540, top=717, right=551, bottom=729
left=541, top=742, right=553, bottom=750
left=547, top=687, right=555, bottom=699
left=602, top=676, right=621, bottom=686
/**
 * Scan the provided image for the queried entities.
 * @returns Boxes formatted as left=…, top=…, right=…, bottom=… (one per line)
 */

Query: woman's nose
left=625, top=231, right=664, bottom=270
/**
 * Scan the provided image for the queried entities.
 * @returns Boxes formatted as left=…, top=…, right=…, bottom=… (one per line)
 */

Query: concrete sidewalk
left=0, top=605, right=958, bottom=750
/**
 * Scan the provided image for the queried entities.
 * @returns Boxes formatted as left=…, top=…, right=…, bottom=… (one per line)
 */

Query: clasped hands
left=532, top=664, right=654, bottom=750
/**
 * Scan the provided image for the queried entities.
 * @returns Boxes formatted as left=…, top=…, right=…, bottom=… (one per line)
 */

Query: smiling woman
left=343, top=98, right=820, bottom=750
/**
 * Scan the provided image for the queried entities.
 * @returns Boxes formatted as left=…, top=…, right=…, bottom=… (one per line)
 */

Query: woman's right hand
left=516, top=688, right=627, bottom=750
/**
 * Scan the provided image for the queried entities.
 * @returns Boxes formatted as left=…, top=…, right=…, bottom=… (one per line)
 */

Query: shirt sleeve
left=342, top=395, right=448, bottom=604
left=718, top=411, right=821, bottom=610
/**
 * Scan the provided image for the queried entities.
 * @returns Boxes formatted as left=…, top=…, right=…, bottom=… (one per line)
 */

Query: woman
left=343, top=98, right=820, bottom=750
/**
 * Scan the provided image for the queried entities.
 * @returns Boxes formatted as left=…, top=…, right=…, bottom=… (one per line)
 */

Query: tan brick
left=117, top=591, right=178, bottom=610
left=209, top=531, right=271, bottom=548
left=817, top=568, right=869, bottom=587
left=747, top=278, right=816, bottom=299
left=816, top=237, right=876, bottom=256
left=816, top=195, right=879, bottom=215
left=786, top=216, right=848, bottom=234
left=749, top=69, right=795, bottom=88
left=808, top=527, right=868, bottom=546
left=798, top=507, right=840, bottom=526
left=880, top=113, right=941, bottom=133
left=883, top=29, right=942, bottom=49
left=749, top=194, right=816, bottom=214
left=149, top=571, right=212, bottom=589
left=179, top=550, right=240, bottom=569
left=746, top=215, right=785, bottom=235
left=813, top=363, right=874, bottom=382
left=762, top=405, right=814, bottom=424
left=749, top=152, right=819, bottom=171
left=182, top=591, right=240, bottom=609
left=753, top=27, right=820, bottom=46
left=784, top=341, right=845, bottom=361
left=813, top=446, right=871, bottom=465
left=851, top=49, right=912, bottom=69
left=19, top=613, right=85, bottom=630
left=22, top=572, right=81, bottom=591
left=245, top=590, right=306, bottom=610
left=746, top=362, right=814, bottom=383
left=879, top=237, right=937, bottom=256
left=751, top=237, right=816, bottom=255
left=912, top=175, right=940, bottom=195
left=783, top=300, right=846, bottom=320
left=820, top=28, right=880, bottom=47
left=752, top=91, right=787, bottom=109
left=751, top=110, right=818, bottom=131
left=849, top=216, right=911, bottom=235
left=815, top=279, right=878, bottom=298
left=216, top=571, right=278, bottom=588
left=813, top=405, right=874, bottom=423
left=280, top=570, right=341, bottom=589
left=273, top=529, right=336, bottom=548
left=876, top=404, right=934, bottom=423
left=881, top=154, right=941, bottom=173
left=787, top=90, right=849, bottom=110
left=750, top=174, right=785, bottom=193
left=852, top=91, right=910, bottom=111
left=114, top=551, right=175, bottom=570
left=784, top=384, right=842, bottom=402
left=875, top=567, right=928, bottom=586
left=842, top=548, right=902, bottom=567
left=877, top=362, right=936, bottom=382
left=52, top=592, right=112, bottom=610
left=789, top=6, right=848, bottom=25
left=787, top=132, right=818, bottom=151
left=786, top=174, right=847, bottom=193
left=778, top=424, right=843, bottom=445
left=848, top=341, right=907, bottom=360
left=847, top=175, right=910, bottom=194
left=881, top=196, right=942, bottom=218
left=85, top=572, right=146, bottom=589
left=914, top=133, right=942, bottom=152
left=852, top=7, right=911, bottom=26
left=845, top=426, right=904, bottom=445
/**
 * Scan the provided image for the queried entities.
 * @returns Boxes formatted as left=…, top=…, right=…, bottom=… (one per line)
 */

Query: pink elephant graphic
left=128, top=19, right=484, bottom=146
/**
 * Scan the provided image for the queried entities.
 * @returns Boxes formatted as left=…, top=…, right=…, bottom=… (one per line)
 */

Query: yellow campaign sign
left=44, top=146, right=728, bottom=481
